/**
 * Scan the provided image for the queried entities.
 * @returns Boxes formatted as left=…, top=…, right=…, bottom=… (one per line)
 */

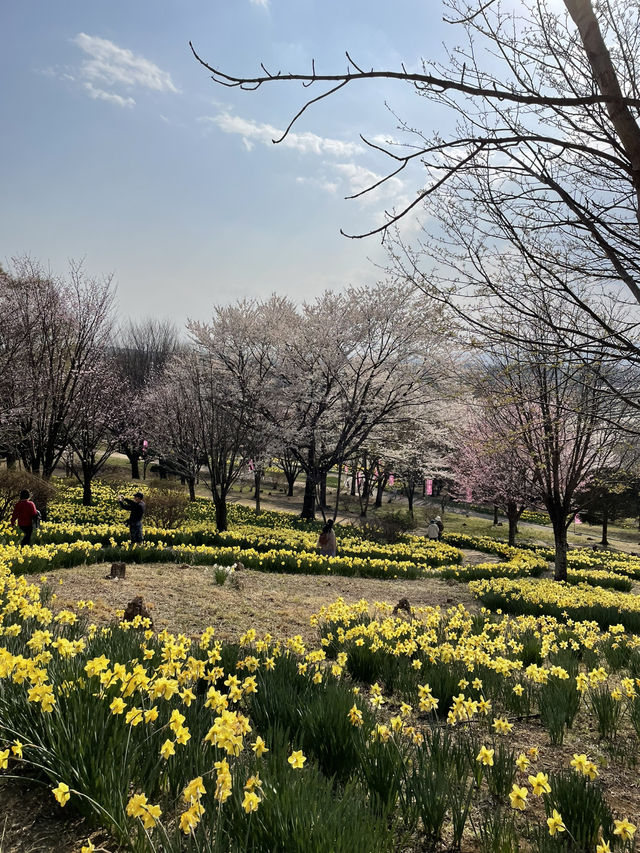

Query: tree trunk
left=407, top=487, right=414, bottom=517
left=214, top=497, right=228, bottom=531
left=493, top=504, right=499, bottom=525
left=285, top=472, right=295, bottom=497
left=350, top=469, right=357, bottom=496
left=130, top=453, right=140, bottom=480
left=187, top=477, right=196, bottom=501
left=82, top=469, right=93, bottom=506
left=601, top=504, right=609, bottom=547
left=254, top=470, right=262, bottom=514
left=506, top=502, right=518, bottom=546
left=550, top=514, right=568, bottom=581
left=319, top=472, right=327, bottom=509
left=301, top=475, right=316, bottom=520
left=375, top=475, right=388, bottom=509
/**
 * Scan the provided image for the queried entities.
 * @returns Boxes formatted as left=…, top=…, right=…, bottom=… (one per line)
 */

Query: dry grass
left=50, top=561, right=479, bottom=645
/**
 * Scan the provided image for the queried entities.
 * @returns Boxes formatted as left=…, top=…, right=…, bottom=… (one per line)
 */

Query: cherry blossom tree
left=144, top=360, right=204, bottom=501
left=188, top=297, right=288, bottom=524
left=272, top=281, right=439, bottom=520
left=453, top=408, right=539, bottom=545
left=67, top=359, right=128, bottom=505
left=385, top=404, right=459, bottom=518
left=1, top=258, right=114, bottom=491
left=473, top=299, right=633, bottom=579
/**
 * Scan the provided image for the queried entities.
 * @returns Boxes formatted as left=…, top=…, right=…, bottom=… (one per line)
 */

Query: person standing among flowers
left=10, top=489, right=39, bottom=547
left=317, top=518, right=337, bottom=557
left=426, top=519, right=440, bottom=541
left=434, top=515, right=444, bottom=539
left=118, top=491, right=146, bottom=544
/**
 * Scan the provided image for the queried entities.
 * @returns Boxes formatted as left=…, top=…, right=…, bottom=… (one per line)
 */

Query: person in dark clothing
left=317, top=518, right=337, bottom=557
left=118, top=492, right=146, bottom=544
left=11, top=489, right=39, bottom=547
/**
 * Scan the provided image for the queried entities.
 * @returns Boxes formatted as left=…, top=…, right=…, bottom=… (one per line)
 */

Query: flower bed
left=0, top=572, right=638, bottom=852
left=470, top=576, right=640, bottom=632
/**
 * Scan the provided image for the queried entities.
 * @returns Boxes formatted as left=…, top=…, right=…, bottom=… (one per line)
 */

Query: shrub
left=0, top=469, right=57, bottom=520
left=144, top=485, right=190, bottom=529
left=357, top=510, right=417, bottom=544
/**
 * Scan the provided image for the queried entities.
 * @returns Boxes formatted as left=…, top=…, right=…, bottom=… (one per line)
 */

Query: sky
left=1, top=1, right=453, bottom=326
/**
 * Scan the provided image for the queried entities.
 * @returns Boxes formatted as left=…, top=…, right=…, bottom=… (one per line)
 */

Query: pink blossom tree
left=67, top=359, right=128, bottom=505
left=453, top=409, right=539, bottom=545
left=1, top=258, right=114, bottom=491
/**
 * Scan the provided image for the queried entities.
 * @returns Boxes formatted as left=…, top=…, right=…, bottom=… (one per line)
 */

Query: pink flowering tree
left=474, top=302, right=632, bottom=579
left=453, top=411, right=539, bottom=545
left=67, top=359, right=128, bottom=505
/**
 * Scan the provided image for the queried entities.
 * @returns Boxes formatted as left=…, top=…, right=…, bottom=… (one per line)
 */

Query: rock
left=123, top=596, right=153, bottom=628
left=233, top=561, right=245, bottom=572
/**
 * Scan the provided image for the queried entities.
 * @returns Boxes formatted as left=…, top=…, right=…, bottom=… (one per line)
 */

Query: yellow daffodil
left=613, top=818, right=636, bottom=842
left=476, top=746, right=494, bottom=766
left=547, top=810, right=566, bottom=836
left=509, top=784, right=528, bottom=811
left=288, top=749, right=306, bottom=769
left=528, top=772, right=551, bottom=796
left=52, top=782, right=70, bottom=807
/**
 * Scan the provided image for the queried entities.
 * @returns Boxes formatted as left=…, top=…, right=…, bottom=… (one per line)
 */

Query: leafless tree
left=1, top=259, right=114, bottom=491
left=472, top=297, right=634, bottom=579
left=191, top=0, right=640, bottom=375
left=114, top=318, right=180, bottom=478
left=67, top=358, right=128, bottom=505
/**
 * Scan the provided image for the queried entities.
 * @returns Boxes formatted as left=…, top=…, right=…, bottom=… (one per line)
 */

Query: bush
left=357, top=510, right=417, bottom=544
left=0, top=469, right=57, bottom=520
left=144, top=485, right=190, bottom=528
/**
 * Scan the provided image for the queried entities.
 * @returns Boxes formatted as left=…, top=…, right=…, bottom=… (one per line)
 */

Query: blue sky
left=1, top=1, right=451, bottom=325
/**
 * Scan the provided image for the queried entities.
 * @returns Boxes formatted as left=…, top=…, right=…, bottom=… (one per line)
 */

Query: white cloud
left=204, top=111, right=364, bottom=158
left=68, top=33, right=179, bottom=107
left=333, top=162, right=406, bottom=203
left=83, top=82, right=135, bottom=108
left=250, top=0, right=270, bottom=7
left=296, top=175, right=339, bottom=194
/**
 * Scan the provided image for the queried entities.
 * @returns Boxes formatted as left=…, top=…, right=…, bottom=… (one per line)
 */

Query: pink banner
left=466, top=487, right=472, bottom=502
left=574, top=514, right=582, bottom=525
left=388, top=475, right=395, bottom=486
left=426, top=478, right=433, bottom=495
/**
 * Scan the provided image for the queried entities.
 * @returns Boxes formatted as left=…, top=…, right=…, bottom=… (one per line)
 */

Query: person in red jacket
left=10, top=489, right=39, bottom=547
